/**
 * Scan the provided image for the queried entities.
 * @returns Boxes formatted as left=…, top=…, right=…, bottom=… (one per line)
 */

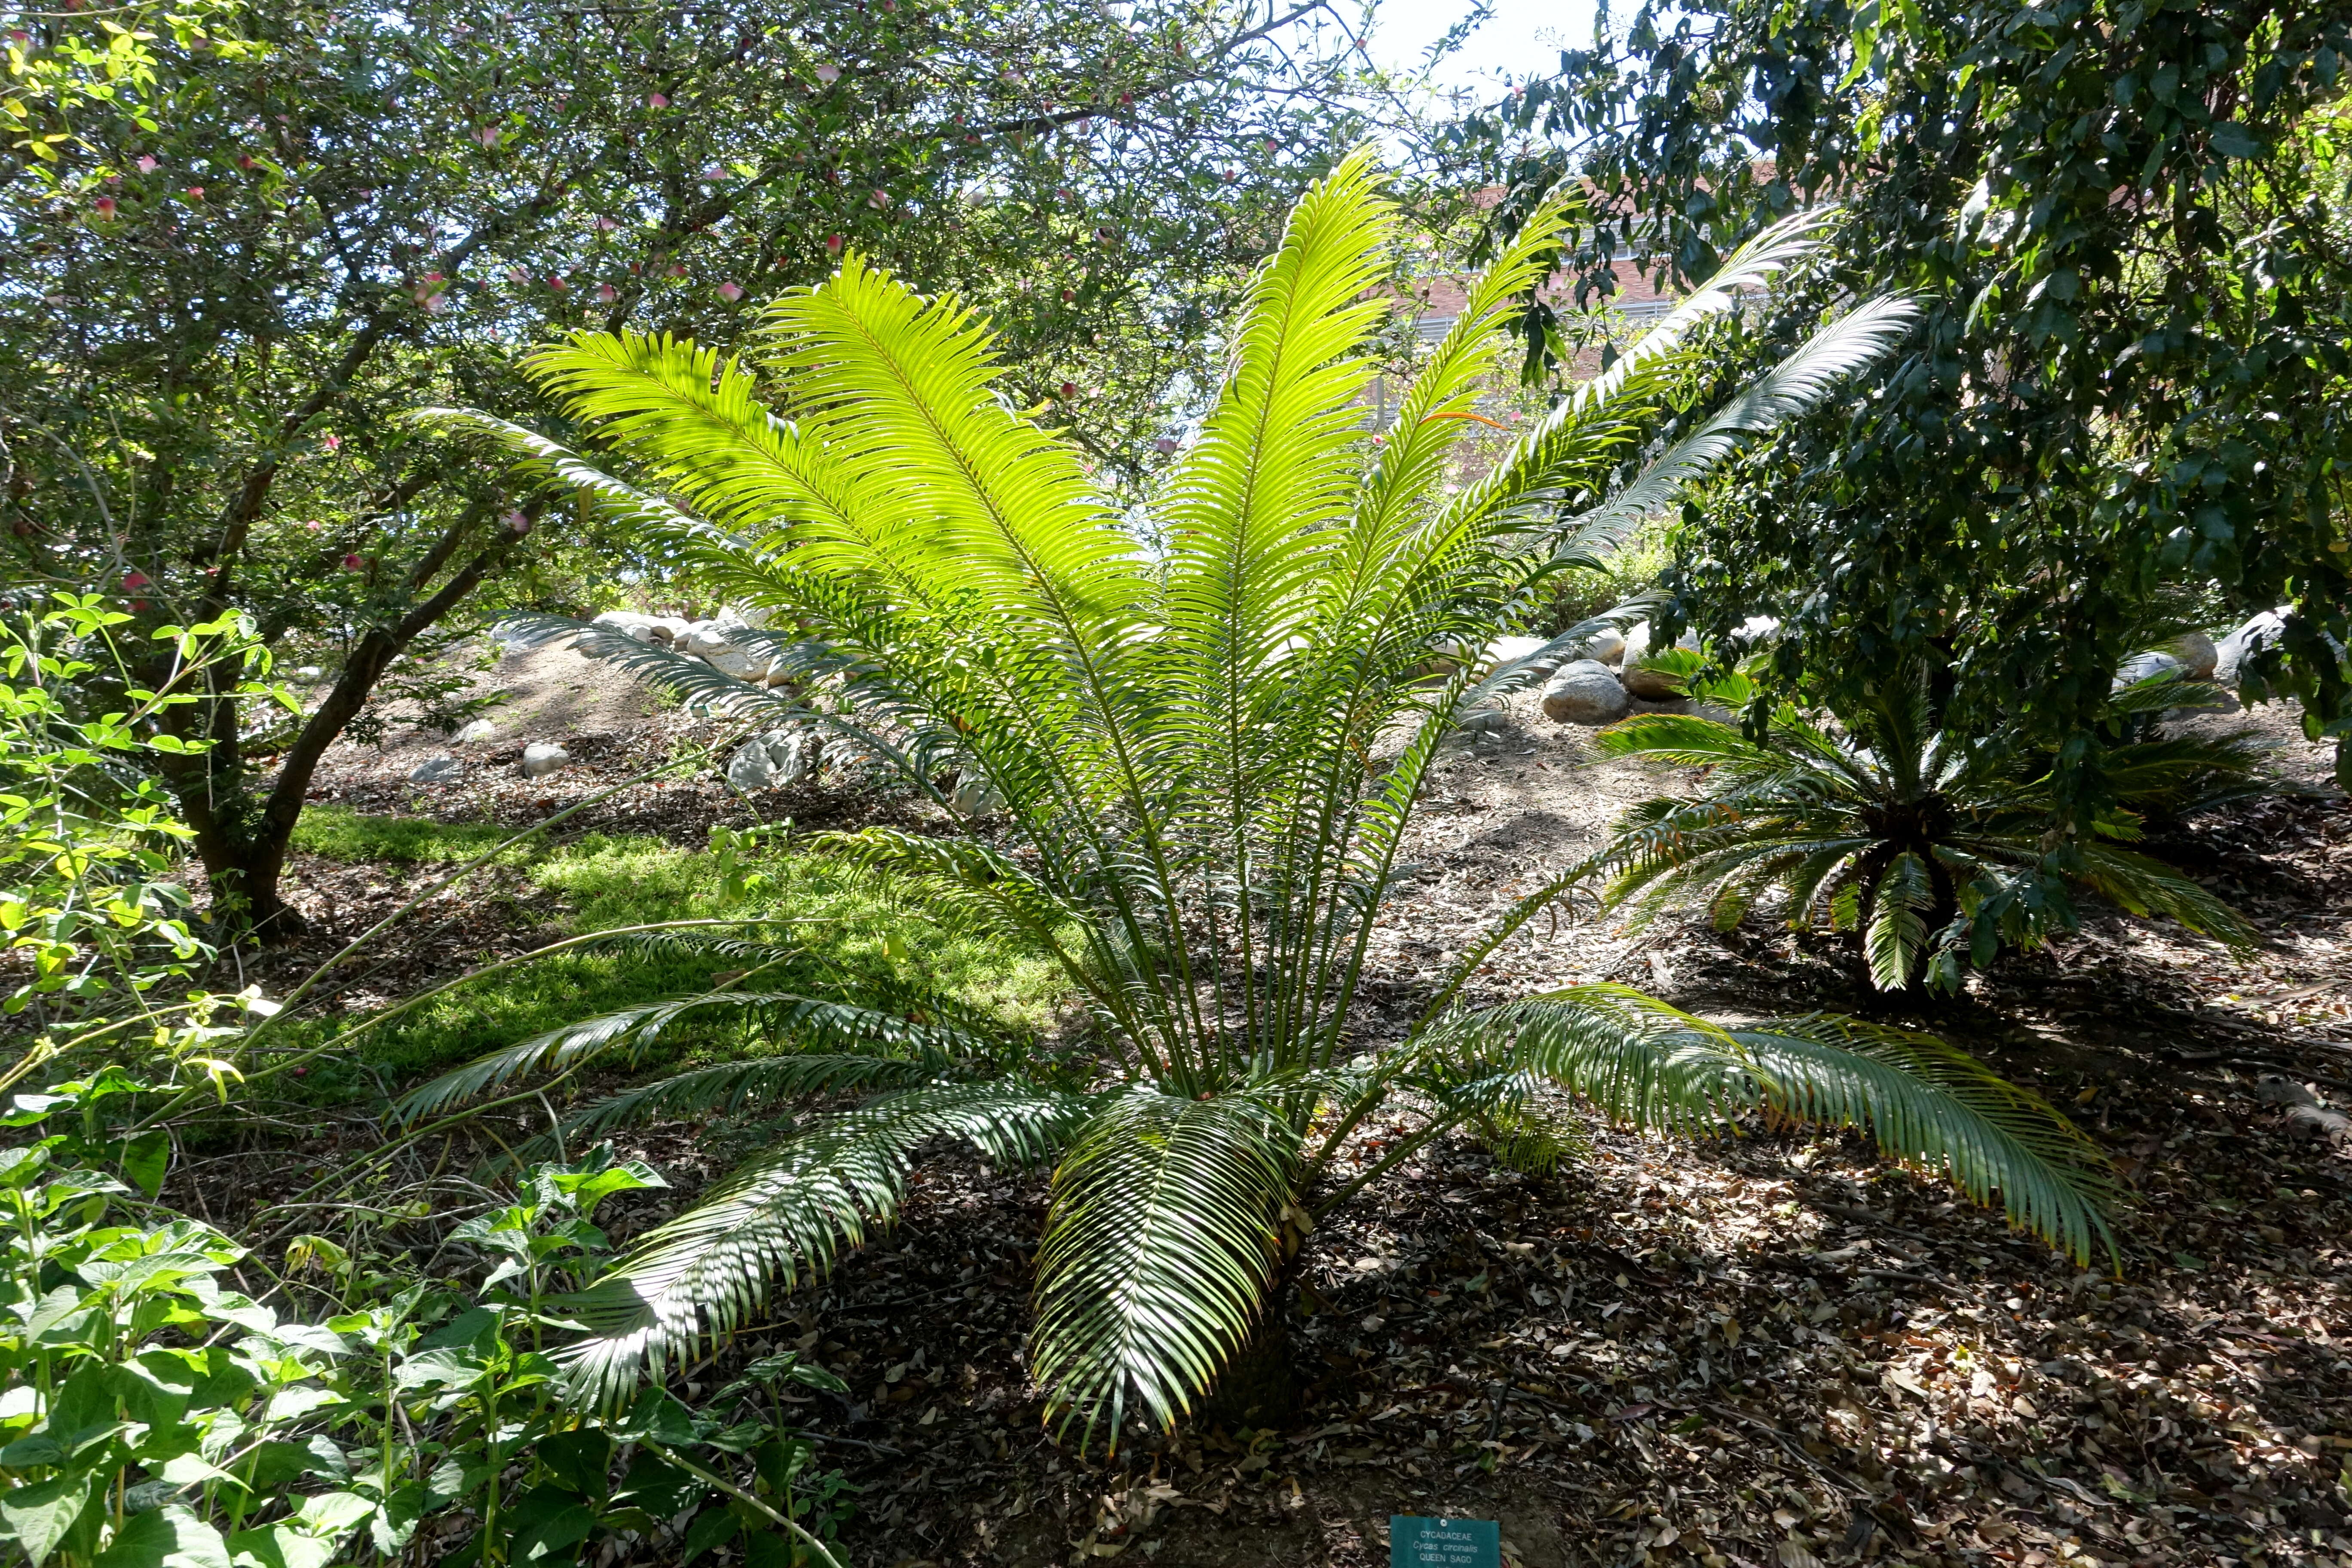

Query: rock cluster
left=726, top=729, right=812, bottom=792
left=591, top=609, right=796, bottom=686
left=1538, top=620, right=1703, bottom=724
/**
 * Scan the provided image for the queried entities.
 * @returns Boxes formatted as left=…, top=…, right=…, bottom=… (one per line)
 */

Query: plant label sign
left=1390, top=1515, right=1500, bottom=1568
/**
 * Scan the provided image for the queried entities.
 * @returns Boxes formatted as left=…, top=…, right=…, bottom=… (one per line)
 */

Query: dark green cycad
left=1583, top=668, right=2263, bottom=991
left=408, top=153, right=2113, bottom=1445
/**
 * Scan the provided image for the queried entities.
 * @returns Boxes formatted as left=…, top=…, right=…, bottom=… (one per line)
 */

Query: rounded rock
left=1541, top=659, right=1632, bottom=725
left=521, top=741, right=570, bottom=779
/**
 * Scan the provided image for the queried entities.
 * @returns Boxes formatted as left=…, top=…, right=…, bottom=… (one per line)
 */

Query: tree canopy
left=0, top=0, right=1369, bottom=932
left=1452, top=0, right=2352, bottom=802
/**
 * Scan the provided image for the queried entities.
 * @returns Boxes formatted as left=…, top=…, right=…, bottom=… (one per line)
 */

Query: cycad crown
left=409, top=152, right=2110, bottom=1447
left=1582, top=668, right=2262, bottom=991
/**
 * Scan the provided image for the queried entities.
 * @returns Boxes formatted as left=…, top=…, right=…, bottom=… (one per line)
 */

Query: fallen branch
left=2254, top=1075, right=2350, bottom=1146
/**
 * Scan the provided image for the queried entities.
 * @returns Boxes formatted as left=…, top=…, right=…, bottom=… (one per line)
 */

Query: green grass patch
left=276, top=807, right=1066, bottom=1108
left=291, top=808, right=521, bottom=865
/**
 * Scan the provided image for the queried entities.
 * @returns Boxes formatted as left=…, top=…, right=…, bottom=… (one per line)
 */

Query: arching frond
left=1436, top=992, right=2116, bottom=1262
left=1562, top=292, right=1922, bottom=552
left=393, top=987, right=1017, bottom=1127
left=1574, top=206, right=1848, bottom=413
left=561, top=1081, right=1095, bottom=1405
left=1724, top=1017, right=2117, bottom=1264
left=1029, top=1090, right=1298, bottom=1450
left=514, top=1053, right=962, bottom=1161
left=408, top=405, right=727, bottom=547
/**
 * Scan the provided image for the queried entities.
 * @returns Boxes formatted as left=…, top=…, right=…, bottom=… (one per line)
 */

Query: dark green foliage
left=1453, top=0, right=2352, bottom=812
left=1578, top=671, right=2266, bottom=989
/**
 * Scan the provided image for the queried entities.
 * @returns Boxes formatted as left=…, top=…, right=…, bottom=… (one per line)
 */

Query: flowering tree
left=0, top=0, right=1370, bottom=936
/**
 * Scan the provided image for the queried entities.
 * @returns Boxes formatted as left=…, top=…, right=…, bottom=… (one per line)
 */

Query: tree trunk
left=162, top=505, right=525, bottom=945
left=1197, top=1310, right=1300, bottom=1432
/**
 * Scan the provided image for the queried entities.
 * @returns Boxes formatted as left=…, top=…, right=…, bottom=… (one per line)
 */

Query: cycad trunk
left=1197, top=1310, right=1299, bottom=1430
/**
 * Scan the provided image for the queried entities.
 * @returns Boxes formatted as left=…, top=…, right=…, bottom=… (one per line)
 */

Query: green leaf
left=533, top=1429, right=613, bottom=1499
left=93, top=1505, right=233, bottom=1568
left=224, top=1523, right=334, bottom=1568
left=679, top=1505, right=738, bottom=1565
left=2208, top=120, right=2263, bottom=159
left=500, top=1483, right=601, bottom=1562
left=0, top=1474, right=95, bottom=1566
left=118, top=1130, right=169, bottom=1197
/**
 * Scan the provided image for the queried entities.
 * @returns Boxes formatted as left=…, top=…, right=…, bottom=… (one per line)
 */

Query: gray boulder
left=1482, top=634, right=1553, bottom=673
left=521, top=741, right=570, bottom=779
left=591, top=610, right=665, bottom=643
left=680, top=620, right=733, bottom=657
left=408, top=754, right=461, bottom=784
left=455, top=719, right=496, bottom=744
left=1582, top=626, right=1628, bottom=666
left=1618, top=621, right=1699, bottom=698
left=2166, top=630, right=2219, bottom=680
left=725, top=741, right=778, bottom=791
left=705, top=644, right=766, bottom=681
left=2216, top=610, right=2289, bottom=685
left=950, top=770, right=1004, bottom=816
left=1541, top=660, right=1632, bottom=725
left=1623, top=662, right=1684, bottom=701
left=2114, top=649, right=2185, bottom=689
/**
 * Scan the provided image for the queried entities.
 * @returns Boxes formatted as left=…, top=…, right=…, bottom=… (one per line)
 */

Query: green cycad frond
left=1442, top=206, right=1863, bottom=555
left=1441, top=992, right=2115, bottom=1262
left=1595, top=711, right=1792, bottom=771
left=1162, top=150, right=1394, bottom=626
left=1864, top=853, right=1936, bottom=989
left=1724, top=1017, right=2117, bottom=1264
left=1573, top=206, right=1850, bottom=413
left=394, top=987, right=1017, bottom=1127
left=2083, top=731, right=2279, bottom=818
left=526, top=1053, right=961, bottom=1156
left=408, top=405, right=724, bottom=548
left=1029, top=1090, right=1299, bottom=1450
left=562, top=1081, right=1095, bottom=1403
left=2072, top=845, right=2257, bottom=949
left=520, top=330, right=858, bottom=545
left=1343, top=192, right=1579, bottom=576
left=1442, top=984, right=1753, bottom=1133
left=763, top=252, right=1147, bottom=629
left=1561, top=292, right=1921, bottom=554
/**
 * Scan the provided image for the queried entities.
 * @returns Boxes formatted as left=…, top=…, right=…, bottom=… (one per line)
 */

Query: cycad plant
left=407, top=154, right=2115, bottom=1446
left=1580, top=667, right=2264, bottom=992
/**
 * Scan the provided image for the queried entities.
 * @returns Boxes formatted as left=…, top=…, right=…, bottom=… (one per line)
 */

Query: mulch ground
left=177, top=695, right=2352, bottom=1568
